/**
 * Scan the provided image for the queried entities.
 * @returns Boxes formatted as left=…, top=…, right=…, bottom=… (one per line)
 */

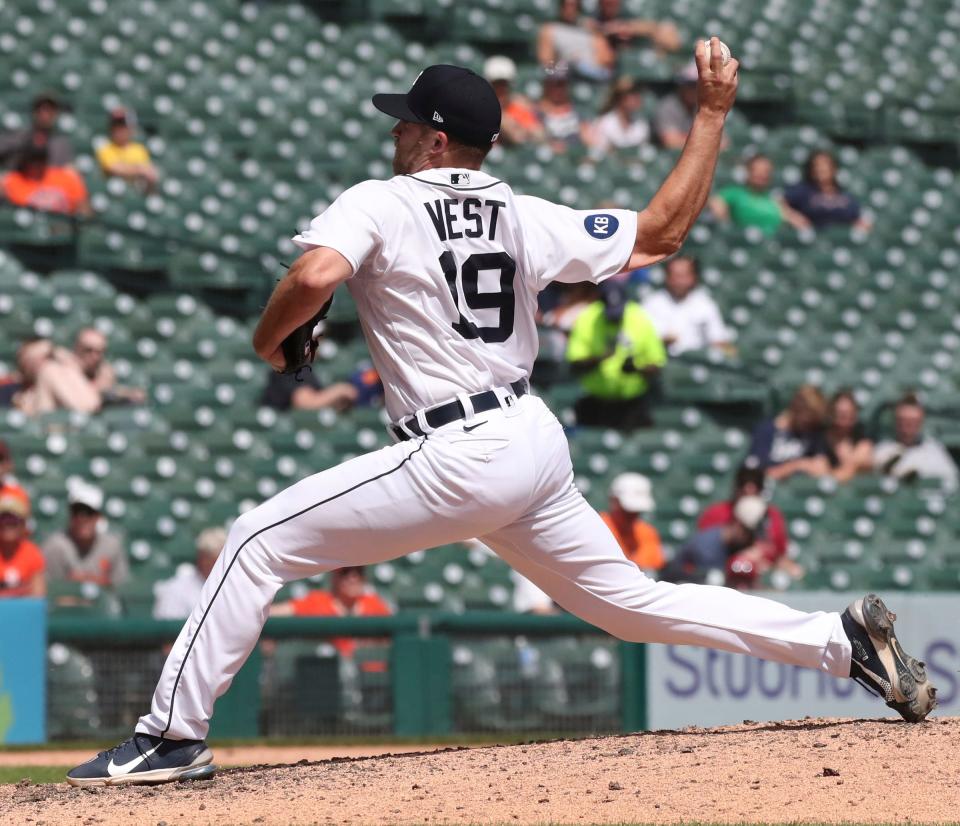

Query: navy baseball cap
left=372, top=64, right=501, bottom=148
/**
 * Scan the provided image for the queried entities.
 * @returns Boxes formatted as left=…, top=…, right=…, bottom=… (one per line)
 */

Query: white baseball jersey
left=292, top=167, right=637, bottom=420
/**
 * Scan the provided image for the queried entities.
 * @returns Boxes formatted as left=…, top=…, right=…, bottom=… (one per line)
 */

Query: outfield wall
left=2, top=593, right=956, bottom=744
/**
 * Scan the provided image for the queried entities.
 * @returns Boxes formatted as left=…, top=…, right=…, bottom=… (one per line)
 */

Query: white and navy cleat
left=842, top=593, right=937, bottom=723
left=66, top=733, right=216, bottom=787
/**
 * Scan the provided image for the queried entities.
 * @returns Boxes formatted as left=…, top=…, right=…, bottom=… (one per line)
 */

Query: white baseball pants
left=137, top=393, right=851, bottom=741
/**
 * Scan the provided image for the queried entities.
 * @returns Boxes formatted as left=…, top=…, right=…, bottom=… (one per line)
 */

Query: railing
left=47, top=613, right=647, bottom=740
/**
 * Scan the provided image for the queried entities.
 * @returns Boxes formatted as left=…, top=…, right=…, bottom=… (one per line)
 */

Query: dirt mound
left=3, top=718, right=957, bottom=825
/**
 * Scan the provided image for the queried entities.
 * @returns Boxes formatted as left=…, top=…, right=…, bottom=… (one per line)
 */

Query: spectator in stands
left=42, top=481, right=129, bottom=588
left=95, top=108, right=158, bottom=191
left=654, top=64, right=699, bottom=150
left=698, top=464, right=800, bottom=579
left=9, top=338, right=102, bottom=416
left=825, top=390, right=874, bottom=483
left=0, top=482, right=29, bottom=520
left=709, top=154, right=807, bottom=235
left=261, top=369, right=357, bottom=413
left=0, top=487, right=44, bottom=598
left=601, top=473, right=664, bottom=573
left=747, top=384, right=831, bottom=481
left=272, top=566, right=392, bottom=659
left=0, top=91, right=73, bottom=169
left=588, top=77, right=650, bottom=158
left=642, top=255, right=734, bottom=356
left=536, top=63, right=590, bottom=153
left=153, top=527, right=226, bottom=620
left=71, top=327, right=145, bottom=405
left=593, top=0, right=681, bottom=58
left=674, top=495, right=770, bottom=588
left=567, top=280, right=666, bottom=430
left=483, top=56, right=544, bottom=147
left=784, top=150, right=869, bottom=232
left=2, top=144, right=89, bottom=216
left=874, top=393, right=958, bottom=490
left=537, top=0, right=614, bottom=82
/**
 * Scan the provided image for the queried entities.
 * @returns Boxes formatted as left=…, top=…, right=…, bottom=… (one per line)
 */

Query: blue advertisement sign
left=0, top=598, right=46, bottom=744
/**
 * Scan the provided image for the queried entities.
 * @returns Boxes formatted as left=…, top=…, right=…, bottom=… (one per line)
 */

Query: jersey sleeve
left=291, top=180, right=390, bottom=275
left=515, top=195, right=637, bottom=288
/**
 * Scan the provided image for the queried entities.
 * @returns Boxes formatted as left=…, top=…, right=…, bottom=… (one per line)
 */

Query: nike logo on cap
left=107, top=744, right=160, bottom=776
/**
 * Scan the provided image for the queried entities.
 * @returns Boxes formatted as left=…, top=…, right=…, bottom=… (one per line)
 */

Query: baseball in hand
left=702, top=38, right=732, bottom=66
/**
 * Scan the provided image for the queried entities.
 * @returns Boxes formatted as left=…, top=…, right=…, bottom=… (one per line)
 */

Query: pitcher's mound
left=3, top=717, right=957, bottom=825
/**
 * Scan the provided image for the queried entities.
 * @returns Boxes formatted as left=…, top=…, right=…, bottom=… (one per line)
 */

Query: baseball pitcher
left=68, top=40, right=935, bottom=787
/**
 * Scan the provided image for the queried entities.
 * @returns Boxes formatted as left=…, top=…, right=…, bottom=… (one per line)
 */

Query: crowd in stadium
left=1, top=0, right=957, bottom=614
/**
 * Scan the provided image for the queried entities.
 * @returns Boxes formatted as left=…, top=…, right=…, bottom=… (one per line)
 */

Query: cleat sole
left=862, top=594, right=936, bottom=722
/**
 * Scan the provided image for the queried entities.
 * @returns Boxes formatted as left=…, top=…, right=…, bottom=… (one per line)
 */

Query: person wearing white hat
left=600, top=473, right=663, bottom=572
left=672, top=494, right=768, bottom=586
left=42, top=480, right=129, bottom=587
left=483, top=55, right=543, bottom=146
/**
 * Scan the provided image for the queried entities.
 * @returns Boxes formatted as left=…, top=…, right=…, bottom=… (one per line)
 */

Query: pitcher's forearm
left=636, top=111, right=726, bottom=258
left=625, top=37, right=738, bottom=269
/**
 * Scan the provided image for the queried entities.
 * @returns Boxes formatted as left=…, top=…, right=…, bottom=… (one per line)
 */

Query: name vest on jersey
left=423, top=198, right=505, bottom=242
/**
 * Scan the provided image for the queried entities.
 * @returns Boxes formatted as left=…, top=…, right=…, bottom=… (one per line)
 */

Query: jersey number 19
left=439, top=251, right=516, bottom=344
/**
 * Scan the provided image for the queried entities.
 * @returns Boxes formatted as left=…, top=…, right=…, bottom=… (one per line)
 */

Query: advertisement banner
left=647, top=592, right=958, bottom=729
left=0, top=598, right=46, bottom=744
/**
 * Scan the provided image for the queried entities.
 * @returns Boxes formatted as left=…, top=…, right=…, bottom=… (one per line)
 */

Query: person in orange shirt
left=2, top=145, right=89, bottom=215
left=483, top=55, right=545, bottom=146
left=0, top=488, right=45, bottom=598
left=274, top=566, right=391, bottom=660
left=600, top=472, right=664, bottom=572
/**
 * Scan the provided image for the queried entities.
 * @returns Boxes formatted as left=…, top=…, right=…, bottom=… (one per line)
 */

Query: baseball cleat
left=841, top=593, right=937, bottom=723
left=66, top=733, right=216, bottom=787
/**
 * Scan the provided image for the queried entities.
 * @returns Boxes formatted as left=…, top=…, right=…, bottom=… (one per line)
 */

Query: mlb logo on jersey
left=450, top=172, right=470, bottom=185
left=584, top=213, right=620, bottom=239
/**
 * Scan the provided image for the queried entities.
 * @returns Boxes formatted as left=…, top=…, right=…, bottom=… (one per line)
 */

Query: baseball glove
left=278, top=296, right=334, bottom=379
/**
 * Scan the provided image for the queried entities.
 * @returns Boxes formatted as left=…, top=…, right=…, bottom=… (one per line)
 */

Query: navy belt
left=391, top=379, right=528, bottom=442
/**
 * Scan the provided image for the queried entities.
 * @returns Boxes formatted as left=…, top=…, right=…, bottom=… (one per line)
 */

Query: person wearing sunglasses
left=71, top=328, right=146, bottom=405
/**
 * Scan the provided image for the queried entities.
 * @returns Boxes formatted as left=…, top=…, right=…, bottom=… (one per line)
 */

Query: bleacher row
left=1, top=0, right=959, bottom=618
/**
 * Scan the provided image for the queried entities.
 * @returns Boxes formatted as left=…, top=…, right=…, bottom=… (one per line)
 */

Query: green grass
left=0, top=766, right=65, bottom=785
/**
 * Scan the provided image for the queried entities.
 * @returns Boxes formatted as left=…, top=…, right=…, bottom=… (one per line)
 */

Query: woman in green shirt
left=709, top=154, right=809, bottom=235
